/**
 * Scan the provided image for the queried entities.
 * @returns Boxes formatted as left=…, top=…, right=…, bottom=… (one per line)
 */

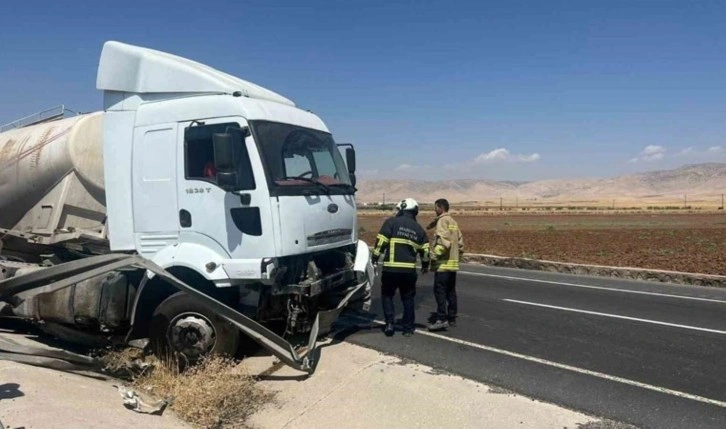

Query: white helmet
left=399, top=198, right=419, bottom=212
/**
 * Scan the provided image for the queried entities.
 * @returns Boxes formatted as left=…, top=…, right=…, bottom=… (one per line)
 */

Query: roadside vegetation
left=101, top=348, right=273, bottom=429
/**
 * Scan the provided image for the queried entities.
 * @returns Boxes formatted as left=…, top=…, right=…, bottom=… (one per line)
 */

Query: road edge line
left=461, top=271, right=726, bottom=304
left=348, top=316, right=726, bottom=409
left=462, top=254, right=726, bottom=289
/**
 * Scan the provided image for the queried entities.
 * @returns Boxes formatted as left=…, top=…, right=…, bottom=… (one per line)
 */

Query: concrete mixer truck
left=0, top=41, right=373, bottom=372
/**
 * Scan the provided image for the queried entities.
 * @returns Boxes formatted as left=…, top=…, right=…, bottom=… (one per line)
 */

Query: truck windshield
left=249, top=120, right=352, bottom=192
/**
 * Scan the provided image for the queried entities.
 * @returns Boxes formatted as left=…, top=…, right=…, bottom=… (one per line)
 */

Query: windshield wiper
left=279, top=176, right=331, bottom=194
left=329, top=183, right=357, bottom=193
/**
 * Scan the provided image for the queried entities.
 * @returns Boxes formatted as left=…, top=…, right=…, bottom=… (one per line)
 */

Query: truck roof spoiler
left=95, top=41, right=295, bottom=107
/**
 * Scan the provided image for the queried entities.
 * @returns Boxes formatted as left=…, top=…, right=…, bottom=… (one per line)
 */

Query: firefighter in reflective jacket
left=372, top=198, right=430, bottom=337
left=427, top=198, right=464, bottom=331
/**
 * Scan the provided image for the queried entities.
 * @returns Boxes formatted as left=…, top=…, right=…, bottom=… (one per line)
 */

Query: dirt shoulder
left=246, top=340, right=602, bottom=429
left=0, top=328, right=190, bottom=429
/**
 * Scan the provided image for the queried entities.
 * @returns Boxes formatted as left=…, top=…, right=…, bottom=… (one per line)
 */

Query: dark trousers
left=381, top=271, right=417, bottom=330
left=434, top=271, right=457, bottom=321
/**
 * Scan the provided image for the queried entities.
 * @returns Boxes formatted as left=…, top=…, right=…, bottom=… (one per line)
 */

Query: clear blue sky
left=2, top=0, right=725, bottom=181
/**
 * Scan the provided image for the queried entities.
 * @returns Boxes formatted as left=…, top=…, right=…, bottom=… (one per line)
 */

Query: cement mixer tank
left=0, top=112, right=107, bottom=245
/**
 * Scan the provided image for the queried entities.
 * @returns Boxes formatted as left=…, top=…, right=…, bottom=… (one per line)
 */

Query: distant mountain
left=356, top=163, right=726, bottom=204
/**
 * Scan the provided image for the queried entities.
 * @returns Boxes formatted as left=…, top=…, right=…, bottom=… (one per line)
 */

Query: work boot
left=448, top=317, right=457, bottom=328
left=427, top=319, right=449, bottom=331
left=383, top=322, right=395, bottom=337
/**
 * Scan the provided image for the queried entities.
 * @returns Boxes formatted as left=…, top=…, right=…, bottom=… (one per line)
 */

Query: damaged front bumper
left=268, top=240, right=374, bottom=301
left=0, top=242, right=374, bottom=375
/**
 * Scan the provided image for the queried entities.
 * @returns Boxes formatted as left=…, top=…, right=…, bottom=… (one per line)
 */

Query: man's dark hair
left=435, top=198, right=449, bottom=212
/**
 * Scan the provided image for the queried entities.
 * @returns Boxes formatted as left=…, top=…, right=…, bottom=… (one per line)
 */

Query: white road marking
left=503, top=299, right=726, bottom=335
left=349, top=316, right=726, bottom=408
left=461, top=270, right=726, bottom=304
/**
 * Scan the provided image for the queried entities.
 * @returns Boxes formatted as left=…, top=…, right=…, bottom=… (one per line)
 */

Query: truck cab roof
left=96, top=41, right=295, bottom=107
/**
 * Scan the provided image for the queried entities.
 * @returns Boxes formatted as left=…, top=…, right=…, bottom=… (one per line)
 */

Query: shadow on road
left=251, top=311, right=382, bottom=382
left=0, top=319, right=109, bottom=380
left=327, top=310, right=442, bottom=336
left=0, top=382, right=24, bottom=400
left=0, top=319, right=90, bottom=355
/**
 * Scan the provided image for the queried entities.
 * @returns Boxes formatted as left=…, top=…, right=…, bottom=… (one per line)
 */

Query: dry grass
left=101, top=349, right=274, bottom=429
left=99, top=346, right=149, bottom=379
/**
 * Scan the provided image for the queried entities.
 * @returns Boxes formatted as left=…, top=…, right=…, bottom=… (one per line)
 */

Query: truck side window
left=184, top=122, right=255, bottom=190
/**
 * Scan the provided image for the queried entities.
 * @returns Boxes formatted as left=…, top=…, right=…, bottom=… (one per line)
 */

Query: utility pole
left=721, top=193, right=724, bottom=210
left=684, top=194, right=687, bottom=209
left=500, top=197, right=503, bottom=211
left=382, top=192, right=386, bottom=206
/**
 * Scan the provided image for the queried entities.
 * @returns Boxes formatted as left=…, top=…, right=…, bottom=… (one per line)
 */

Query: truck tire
left=149, top=292, right=239, bottom=366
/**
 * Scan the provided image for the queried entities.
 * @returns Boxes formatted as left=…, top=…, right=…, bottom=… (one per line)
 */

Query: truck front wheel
left=149, top=292, right=240, bottom=365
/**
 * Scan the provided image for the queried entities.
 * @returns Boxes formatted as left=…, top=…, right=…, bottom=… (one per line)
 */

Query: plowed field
left=358, top=213, right=726, bottom=275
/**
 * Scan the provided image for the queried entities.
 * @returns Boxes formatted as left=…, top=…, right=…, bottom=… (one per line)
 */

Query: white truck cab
left=0, top=41, right=372, bottom=366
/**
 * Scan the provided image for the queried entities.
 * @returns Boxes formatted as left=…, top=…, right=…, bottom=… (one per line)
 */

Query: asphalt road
left=339, top=265, right=726, bottom=429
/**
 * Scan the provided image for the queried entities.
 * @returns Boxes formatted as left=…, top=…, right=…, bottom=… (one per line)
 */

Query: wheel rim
left=167, top=312, right=217, bottom=360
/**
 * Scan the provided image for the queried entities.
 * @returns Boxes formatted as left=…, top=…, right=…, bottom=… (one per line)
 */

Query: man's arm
left=433, top=217, right=452, bottom=259
left=418, top=229, right=431, bottom=273
left=457, top=221, right=464, bottom=256
left=372, top=218, right=393, bottom=264
left=426, top=218, right=437, bottom=230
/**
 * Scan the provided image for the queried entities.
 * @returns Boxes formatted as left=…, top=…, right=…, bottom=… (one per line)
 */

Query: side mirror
left=213, top=132, right=239, bottom=191
left=217, top=171, right=238, bottom=190
left=337, top=143, right=357, bottom=190
left=213, top=133, right=237, bottom=171
left=345, top=147, right=356, bottom=173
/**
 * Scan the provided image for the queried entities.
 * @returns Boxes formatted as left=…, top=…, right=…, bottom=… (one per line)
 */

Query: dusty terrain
left=359, top=212, right=726, bottom=275
left=357, top=163, right=726, bottom=207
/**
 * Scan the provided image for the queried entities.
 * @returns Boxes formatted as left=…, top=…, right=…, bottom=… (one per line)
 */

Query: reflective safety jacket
left=372, top=211, right=430, bottom=273
left=431, top=213, right=464, bottom=272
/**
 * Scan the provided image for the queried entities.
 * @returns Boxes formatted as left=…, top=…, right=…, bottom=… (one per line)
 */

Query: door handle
left=179, top=209, right=192, bottom=227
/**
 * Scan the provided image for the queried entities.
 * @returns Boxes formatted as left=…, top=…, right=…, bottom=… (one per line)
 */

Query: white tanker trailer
left=0, top=41, right=372, bottom=372
left=0, top=112, right=106, bottom=251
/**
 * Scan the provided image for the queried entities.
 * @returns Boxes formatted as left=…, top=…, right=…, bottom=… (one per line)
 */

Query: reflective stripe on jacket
left=431, top=213, right=464, bottom=272
left=372, top=211, right=429, bottom=273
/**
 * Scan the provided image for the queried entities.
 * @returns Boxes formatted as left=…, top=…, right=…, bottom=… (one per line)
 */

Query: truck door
left=132, top=123, right=180, bottom=257
left=177, top=118, right=276, bottom=260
